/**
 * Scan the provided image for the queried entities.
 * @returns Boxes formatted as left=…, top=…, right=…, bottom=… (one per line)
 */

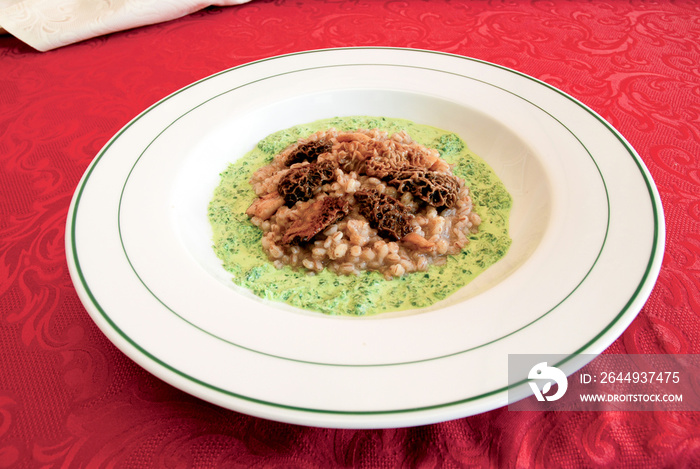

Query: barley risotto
left=208, top=116, right=512, bottom=316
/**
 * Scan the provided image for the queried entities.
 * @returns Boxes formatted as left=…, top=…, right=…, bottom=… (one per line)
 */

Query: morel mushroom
left=284, top=140, right=333, bottom=166
left=387, top=170, right=461, bottom=208
left=354, top=190, right=414, bottom=241
left=281, top=196, right=350, bottom=245
left=277, top=160, right=336, bottom=207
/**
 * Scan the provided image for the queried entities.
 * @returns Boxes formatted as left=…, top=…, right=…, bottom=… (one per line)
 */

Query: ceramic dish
left=66, top=48, right=664, bottom=428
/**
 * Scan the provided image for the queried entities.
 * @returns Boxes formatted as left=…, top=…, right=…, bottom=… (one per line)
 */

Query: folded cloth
left=0, top=0, right=251, bottom=51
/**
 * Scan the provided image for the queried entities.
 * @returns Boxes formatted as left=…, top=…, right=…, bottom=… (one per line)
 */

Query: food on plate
left=208, top=116, right=512, bottom=316
left=244, top=127, right=480, bottom=279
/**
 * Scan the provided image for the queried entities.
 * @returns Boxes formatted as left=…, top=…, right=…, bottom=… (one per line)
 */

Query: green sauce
left=208, top=116, right=512, bottom=316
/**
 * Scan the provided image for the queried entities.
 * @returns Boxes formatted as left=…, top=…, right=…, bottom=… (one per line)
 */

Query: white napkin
left=0, top=0, right=251, bottom=51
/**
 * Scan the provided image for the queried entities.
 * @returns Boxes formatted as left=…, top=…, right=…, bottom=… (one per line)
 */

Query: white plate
left=66, top=48, right=664, bottom=428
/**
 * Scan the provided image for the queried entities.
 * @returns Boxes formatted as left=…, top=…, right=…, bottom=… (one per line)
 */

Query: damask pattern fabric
left=1, top=0, right=699, bottom=467
left=0, top=0, right=251, bottom=51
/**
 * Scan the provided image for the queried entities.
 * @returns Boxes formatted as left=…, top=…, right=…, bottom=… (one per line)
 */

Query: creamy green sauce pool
left=208, top=116, right=512, bottom=316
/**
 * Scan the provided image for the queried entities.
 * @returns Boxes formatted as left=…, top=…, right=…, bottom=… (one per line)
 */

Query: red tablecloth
left=1, top=0, right=699, bottom=467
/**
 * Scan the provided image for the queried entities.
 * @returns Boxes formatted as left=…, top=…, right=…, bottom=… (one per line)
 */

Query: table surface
left=1, top=0, right=699, bottom=467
